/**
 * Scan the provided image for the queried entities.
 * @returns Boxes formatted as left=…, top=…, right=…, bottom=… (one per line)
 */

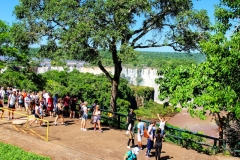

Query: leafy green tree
left=14, top=0, right=209, bottom=112
left=156, top=0, right=240, bottom=148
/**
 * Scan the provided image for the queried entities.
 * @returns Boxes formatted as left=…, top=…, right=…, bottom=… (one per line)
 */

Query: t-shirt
left=9, top=94, right=17, bottom=105
left=148, top=125, right=156, bottom=138
left=0, top=90, right=5, bottom=98
left=18, top=95, right=23, bottom=103
left=159, top=121, right=166, bottom=130
left=64, top=97, right=70, bottom=106
left=25, top=96, right=31, bottom=106
left=83, top=105, right=88, bottom=114
left=127, top=112, right=136, bottom=123
left=137, top=122, right=144, bottom=135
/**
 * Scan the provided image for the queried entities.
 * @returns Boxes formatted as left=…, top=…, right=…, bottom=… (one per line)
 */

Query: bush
left=0, top=142, right=50, bottom=160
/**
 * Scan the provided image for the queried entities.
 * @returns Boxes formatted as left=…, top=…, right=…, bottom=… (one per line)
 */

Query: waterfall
left=37, top=66, right=163, bottom=103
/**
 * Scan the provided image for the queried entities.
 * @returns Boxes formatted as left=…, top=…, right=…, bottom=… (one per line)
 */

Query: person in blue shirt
left=53, top=94, right=58, bottom=116
left=124, top=147, right=139, bottom=160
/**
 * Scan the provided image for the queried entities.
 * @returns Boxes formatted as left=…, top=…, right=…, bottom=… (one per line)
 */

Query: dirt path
left=0, top=113, right=238, bottom=160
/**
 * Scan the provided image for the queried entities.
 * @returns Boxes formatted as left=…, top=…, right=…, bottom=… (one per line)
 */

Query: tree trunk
left=110, top=79, right=118, bottom=113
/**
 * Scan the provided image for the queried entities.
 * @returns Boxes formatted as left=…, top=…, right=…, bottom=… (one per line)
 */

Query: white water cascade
left=37, top=66, right=163, bottom=103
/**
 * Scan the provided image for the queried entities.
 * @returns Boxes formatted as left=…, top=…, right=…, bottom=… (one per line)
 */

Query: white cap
left=12, top=89, right=17, bottom=92
left=132, top=147, right=139, bottom=155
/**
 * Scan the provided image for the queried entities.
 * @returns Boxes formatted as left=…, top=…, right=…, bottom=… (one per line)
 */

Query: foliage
left=14, top=0, right=210, bottom=112
left=41, top=69, right=132, bottom=110
left=134, top=100, right=175, bottom=119
left=156, top=0, right=240, bottom=150
left=0, top=142, right=50, bottom=160
left=130, top=85, right=154, bottom=102
left=164, top=124, right=212, bottom=154
left=100, top=50, right=206, bottom=69
left=0, top=67, right=45, bottom=91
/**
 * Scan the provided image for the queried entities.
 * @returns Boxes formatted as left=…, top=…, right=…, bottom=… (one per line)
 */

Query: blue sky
left=0, top=0, right=220, bottom=52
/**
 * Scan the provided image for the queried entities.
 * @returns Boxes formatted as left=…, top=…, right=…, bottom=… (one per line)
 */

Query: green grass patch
left=0, top=142, right=50, bottom=160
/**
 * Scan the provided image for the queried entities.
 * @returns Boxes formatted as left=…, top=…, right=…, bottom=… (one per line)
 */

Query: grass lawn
left=0, top=142, right=50, bottom=160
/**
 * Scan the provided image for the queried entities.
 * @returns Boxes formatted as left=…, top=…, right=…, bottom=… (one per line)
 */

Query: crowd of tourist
left=0, top=87, right=170, bottom=159
left=0, top=87, right=103, bottom=132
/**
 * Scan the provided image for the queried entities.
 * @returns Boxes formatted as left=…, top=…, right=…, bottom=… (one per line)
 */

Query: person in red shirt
left=47, top=93, right=54, bottom=117
left=63, top=94, right=70, bottom=117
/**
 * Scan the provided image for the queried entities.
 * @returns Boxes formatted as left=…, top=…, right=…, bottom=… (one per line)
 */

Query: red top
left=64, top=96, right=70, bottom=106
left=48, top=97, right=54, bottom=108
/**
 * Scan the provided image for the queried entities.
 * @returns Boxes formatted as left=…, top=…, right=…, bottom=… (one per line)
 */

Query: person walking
left=137, top=118, right=144, bottom=150
left=93, top=105, right=103, bottom=132
left=145, top=120, right=156, bottom=158
left=80, top=101, right=88, bottom=131
left=7, top=89, right=17, bottom=120
left=54, top=98, right=65, bottom=125
left=154, top=128, right=164, bottom=160
left=29, top=101, right=42, bottom=127
left=126, top=109, right=136, bottom=134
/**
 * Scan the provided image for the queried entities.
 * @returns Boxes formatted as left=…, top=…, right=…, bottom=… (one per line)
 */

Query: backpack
left=125, top=151, right=137, bottom=160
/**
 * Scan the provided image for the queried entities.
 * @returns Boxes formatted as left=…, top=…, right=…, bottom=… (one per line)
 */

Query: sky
left=0, top=0, right=220, bottom=52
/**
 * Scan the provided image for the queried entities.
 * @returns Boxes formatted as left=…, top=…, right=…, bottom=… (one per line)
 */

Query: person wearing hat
left=7, top=89, right=17, bottom=120
left=124, top=147, right=139, bottom=160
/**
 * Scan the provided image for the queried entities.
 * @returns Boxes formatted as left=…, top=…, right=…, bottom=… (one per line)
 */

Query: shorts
left=93, top=116, right=101, bottom=123
left=138, top=134, right=143, bottom=142
left=18, top=102, right=24, bottom=105
left=64, top=106, right=69, bottom=111
left=82, top=114, right=88, bottom=120
left=35, top=114, right=40, bottom=118
left=70, top=106, right=76, bottom=111
left=8, top=104, right=16, bottom=109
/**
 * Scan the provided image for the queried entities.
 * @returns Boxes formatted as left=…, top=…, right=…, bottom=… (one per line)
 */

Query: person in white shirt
left=7, top=89, right=17, bottom=120
left=0, top=87, right=5, bottom=101
left=24, top=93, right=31, bottom=113
left=80, top=101, right=89, bottom=131
left=157, top=114, right=170, bottom=137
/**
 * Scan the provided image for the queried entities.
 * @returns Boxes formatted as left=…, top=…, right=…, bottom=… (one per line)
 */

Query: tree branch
left=97, top=60, right=113, bottom=82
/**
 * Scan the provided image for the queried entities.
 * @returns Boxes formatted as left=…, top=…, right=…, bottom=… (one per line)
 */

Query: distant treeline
left=29, top=48, right=206, bottom=69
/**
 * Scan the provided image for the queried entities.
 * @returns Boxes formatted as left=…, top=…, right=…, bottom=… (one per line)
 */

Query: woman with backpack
left=154, top=128, right=164, bottom=160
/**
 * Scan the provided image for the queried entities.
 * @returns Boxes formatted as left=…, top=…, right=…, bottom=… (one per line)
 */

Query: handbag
left=144, top=128, right=149, bottom=138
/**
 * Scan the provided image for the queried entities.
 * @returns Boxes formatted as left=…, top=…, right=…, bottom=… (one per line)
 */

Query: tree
left=14, top=0, right=209, bottom=112
left=156, top=0, right=240, bottom=148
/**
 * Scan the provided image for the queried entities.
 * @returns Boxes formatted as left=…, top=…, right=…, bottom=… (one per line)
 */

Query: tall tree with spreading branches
left=13, top=0, right=209, bottom=112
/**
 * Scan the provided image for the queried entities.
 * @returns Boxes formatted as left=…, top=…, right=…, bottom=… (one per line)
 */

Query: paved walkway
left=0, top=119, right=238, bottom=160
